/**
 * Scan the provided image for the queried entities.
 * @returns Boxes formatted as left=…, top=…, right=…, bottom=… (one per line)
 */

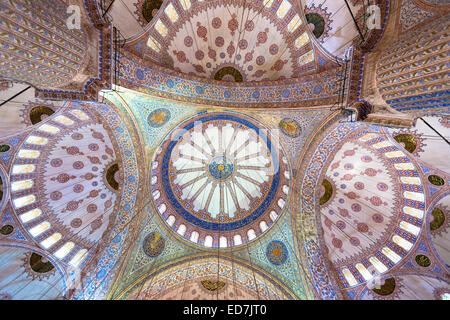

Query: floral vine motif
left=196, top=22, right=208, bottom=42
left=256, top=28, right=269, bottom=46
left=253, top=70, right=267, bottom=78
left=228, top=14, right=239, bottom=36
left=173, top=50, right=189, bottom=64
left=271, top=59, right=288, bottom=71
left=227, top=41, right=235, bottom=59
left=439, top=116, right=450, bottom=128
left=193, top=64, right=206, bottom=74
left=399, top=0, right=435, bottom=32
left=244, top=50, right=254, bottom=64
left=208, top=47, right=217, bottom=62
left=89, top=214, right=104, bottom=234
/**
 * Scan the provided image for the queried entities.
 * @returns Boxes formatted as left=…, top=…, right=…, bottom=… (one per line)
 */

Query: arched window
left=158, top=204, right=167, bottom=214
left=11, top=180, right=33, bottom=192
left=69, top=110, right=89, bottom=121
left=13, top=194, right=36, bottom=209
left=54, top=115, right=74, bottom=126
left=152, top=190, right=160, bottom=200
left=17, top=149, right=40, bottom=159
left=392, top=235, right=413, bottom=251
left=259, top=221, right=268, bottom=232
left=38, top=124, right=60, bottom=134
left=233, top=235, right=242, bottom=246
left=269, top=211, right=278, bottom=222
left=25, top=136, right=48, bottom=145
left=40, top=233, right=62, bottom=249
left=219, top=236, right=227, bottom=248
left=54, top=242, right=75, bottom=259
left=204, top=235, right=213, bottom=247
left=355, top=263, right=372, bottom=281
left=20, top=209, right=42, bottom=223
left=382, top=247, right=401, bottom=264
left=69, top=249, right=88, bottom=267
left=342, top=268, right=358, bottom=287
left=29, top=221, right=50, bottom=237
left=177, top=224, right=186, bottom=236
left=167, top=215, right=175, bottom=226
left=369, top=256, right=388, bottom=274
left=190, top=231, right=199, bottom=243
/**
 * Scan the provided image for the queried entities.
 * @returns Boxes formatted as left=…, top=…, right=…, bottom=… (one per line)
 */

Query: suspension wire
left=419, top=117, right=450, bottom=145
left=279, top=127, right=432, bottom=292
left=8, top=107, right=445, bottom=299
left=117, top=0, right=148, bottom=35
left=126, top=210, right=164, bottom=300
left=33, top=193, right=156, bottom=300
left=5, top=186, right=145, bottom=300
left=24, top=125, right=166, bottom=300
left=101, top=0, right=115, bottom=19
left=4, top=1, right=447, bottom=300
left=343, top=0, right=365, bottom=42
left=244, top=235, right=262, bottom=300
left=223, top=132, right=261, bottom=300
left=231, top=0, right=251, bottom=69
left=0, top=86, right=32, bottom=107
left=133, top=116, right=201, bottom=300
left=226, top=203, right=239, bottom=300
left=223, top=131, right=240, bottom=300
left=178, top=170, right=203, bottom=300
left=228, top=132, right=265, bottom=300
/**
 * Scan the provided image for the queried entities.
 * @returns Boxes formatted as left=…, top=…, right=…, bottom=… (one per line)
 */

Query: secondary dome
left=151, top=112, right=291, bottom=247
left=318, top=127, right=427, bottom=289
left=128, top=0, right=320, bottom=81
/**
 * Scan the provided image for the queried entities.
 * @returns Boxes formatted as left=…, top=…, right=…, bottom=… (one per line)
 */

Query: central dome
left=151, top=112, right=290, bottom=248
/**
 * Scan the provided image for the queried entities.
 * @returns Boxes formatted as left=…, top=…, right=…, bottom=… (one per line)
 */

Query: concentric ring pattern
left=151, top=112, right=291, bottom=248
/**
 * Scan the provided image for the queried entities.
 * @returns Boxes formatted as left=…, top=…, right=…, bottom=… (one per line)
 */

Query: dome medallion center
left=208, top=156, right=234, bottom=181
